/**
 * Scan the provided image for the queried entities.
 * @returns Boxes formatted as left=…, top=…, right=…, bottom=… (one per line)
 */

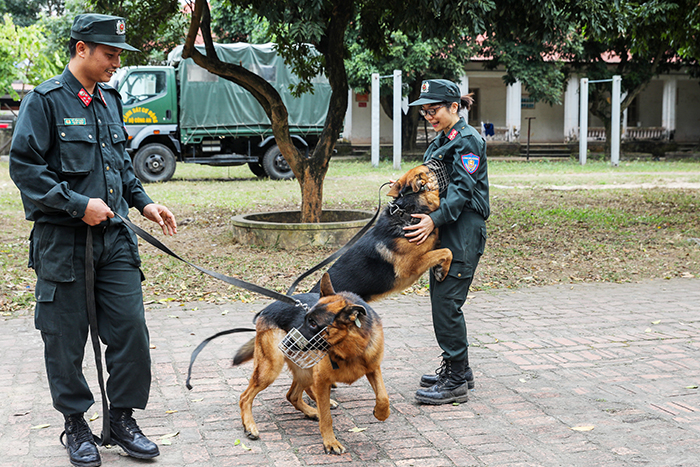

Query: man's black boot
left=109, top=408, right=160, bottom=459
left=61, top=414, right=101, bottom=467
left=415, top=359, right=469, bottom=405
left=420, top=355, right=475, bottom=389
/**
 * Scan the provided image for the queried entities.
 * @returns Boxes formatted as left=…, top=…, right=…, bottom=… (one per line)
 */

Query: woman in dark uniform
left=404, top=79, right=489, bottom=405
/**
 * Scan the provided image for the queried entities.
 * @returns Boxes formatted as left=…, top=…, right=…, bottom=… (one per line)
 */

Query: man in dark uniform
left=9, top=13, right=177, bottom=467
left=404, top=79, right=489, bottom=405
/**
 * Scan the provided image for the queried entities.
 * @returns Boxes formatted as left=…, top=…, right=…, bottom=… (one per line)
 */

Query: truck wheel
left=133, top=143, right=176, bottom=183
left=262, top=145, right=294, bottom=180
left=247, top=162, right=266, bottom=177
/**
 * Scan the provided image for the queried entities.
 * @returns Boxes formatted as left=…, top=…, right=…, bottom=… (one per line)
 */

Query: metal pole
left=610, top=75, right=621, bottom=167
left=525, top=117, right=535, bottom=161
left=392, top=70, right=402, bottom=170
left=579, top=78, right=588, bottom=165
left=371, top=73, right=380, bottom=167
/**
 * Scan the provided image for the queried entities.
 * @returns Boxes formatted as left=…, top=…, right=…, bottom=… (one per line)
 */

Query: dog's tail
left=233, top=337, right=255, bottom=366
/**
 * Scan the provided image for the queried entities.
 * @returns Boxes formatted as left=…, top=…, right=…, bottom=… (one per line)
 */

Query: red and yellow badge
left=461, top=153, right=480, bottom=174
left=448, top=129, right=458, bottom=141
left=78, top=88, right=92, bottom=106
left=421, top=81, right=430, bottom=93
left=116, top=19, right=126, bottom=35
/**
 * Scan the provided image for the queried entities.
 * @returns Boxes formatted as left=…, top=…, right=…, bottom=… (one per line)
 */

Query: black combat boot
left=420, top=354, right=474, bottom=389
left=109, top=408, right=160, bottom=459
left=61, top=413, right=101, bottom=467
left=415, top=359, right=470, bottom=405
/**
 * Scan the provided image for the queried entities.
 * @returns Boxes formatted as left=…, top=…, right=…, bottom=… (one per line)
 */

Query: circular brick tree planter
left=231, top=210, right=374, bottom=250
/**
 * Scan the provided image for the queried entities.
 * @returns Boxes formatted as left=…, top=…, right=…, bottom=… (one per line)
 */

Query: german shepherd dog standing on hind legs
left=233, top=163, right=453, bottom=453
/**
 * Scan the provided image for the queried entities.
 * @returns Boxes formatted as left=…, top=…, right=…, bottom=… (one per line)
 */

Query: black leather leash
left=85, top=227, right=112, bottom=446
left=285, top=182, right=390, bottom=295
left=116, top=182, right=389, bottom=389
left=184, top=327, right=255, bottom=389
left=114, top=212, right=302, bottom=308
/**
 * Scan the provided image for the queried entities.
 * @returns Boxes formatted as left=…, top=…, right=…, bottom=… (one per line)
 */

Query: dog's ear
left=320, top=272, right=335, bottom=297
left=386, top=180, right=403, bottom=198
left=333, top=304, right=367, bottom=326
left=409, top=175, right=425, bottom=194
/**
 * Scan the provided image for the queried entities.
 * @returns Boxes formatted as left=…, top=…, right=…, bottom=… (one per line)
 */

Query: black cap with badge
left=71, top=13, right=139, bottom=52
left=409, top=79, right=461, bottom=106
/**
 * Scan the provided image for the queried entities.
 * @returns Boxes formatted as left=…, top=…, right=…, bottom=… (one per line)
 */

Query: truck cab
left=111, top=66, right=181, bottom=182
left=110, top=43, right=330, bottom=183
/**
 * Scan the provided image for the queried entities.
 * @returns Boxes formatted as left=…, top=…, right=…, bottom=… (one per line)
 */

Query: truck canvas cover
left=168, top=43, right=331, bottom=143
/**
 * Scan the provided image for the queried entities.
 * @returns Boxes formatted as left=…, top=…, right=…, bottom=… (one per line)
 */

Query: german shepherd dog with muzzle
left=234, top=273, right=388, bottom=454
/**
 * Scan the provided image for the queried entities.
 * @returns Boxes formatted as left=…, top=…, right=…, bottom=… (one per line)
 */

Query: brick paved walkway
left=1, top=278, right=699, bottom=466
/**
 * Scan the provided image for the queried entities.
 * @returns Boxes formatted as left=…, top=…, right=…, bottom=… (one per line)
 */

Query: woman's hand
left=403, top=213, right=434, bottom=245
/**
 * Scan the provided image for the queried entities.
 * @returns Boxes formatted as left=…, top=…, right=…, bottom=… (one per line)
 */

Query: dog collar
left=387, top=202, right=421, bottom=225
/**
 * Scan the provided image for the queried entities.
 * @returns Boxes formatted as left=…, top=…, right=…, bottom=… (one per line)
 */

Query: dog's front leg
left=315, top=383, right=345, bottom=454
left=365, top=368, right=390, bottom=421
left=424, top=248, right=453, bottom=282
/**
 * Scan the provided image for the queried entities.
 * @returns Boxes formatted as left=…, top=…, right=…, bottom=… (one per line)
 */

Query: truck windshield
left=119, top=71, right=167, bottom=106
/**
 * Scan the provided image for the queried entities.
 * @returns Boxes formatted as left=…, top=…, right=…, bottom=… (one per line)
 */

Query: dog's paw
left=373, top=404, right=390, bottom=421
left=243, top=426, right=260, bottom=440
left=330, top=398, right=339, bottom=410
left=323, top=439, right=346, bottom=455
left=432, top=265, right=446, bottom=282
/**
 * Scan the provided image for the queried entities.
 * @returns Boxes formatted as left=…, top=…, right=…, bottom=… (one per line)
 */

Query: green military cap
left=409, top=79, right=461, bottom=106
left=71, top=13, right=139, bottom=52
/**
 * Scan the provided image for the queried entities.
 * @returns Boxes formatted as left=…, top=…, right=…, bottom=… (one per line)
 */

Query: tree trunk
left=183, top=0, right=351, bottom=223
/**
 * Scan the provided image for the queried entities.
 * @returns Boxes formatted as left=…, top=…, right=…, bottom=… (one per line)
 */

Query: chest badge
left=78, top=88, right=92, bottom=106
left=64, top=118, right=87, bottom=125
left=461, top=153, right=480, bottom=174
left=448, top=129, right=458, bottom=141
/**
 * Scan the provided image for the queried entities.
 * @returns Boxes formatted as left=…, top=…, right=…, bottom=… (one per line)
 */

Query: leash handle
left=85, top=227, right=111, bottom=446
left=285, top=182, right=391, bottom=295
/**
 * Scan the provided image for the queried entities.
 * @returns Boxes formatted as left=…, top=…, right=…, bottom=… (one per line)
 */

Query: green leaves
left=0, top=14, right=62, bottom=99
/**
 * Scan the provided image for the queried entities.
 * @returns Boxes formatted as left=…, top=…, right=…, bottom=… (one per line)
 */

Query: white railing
left=587, top=127, right=606, bottom=141
left=624, top=127, right=668, bottom=140
left=481, top=124, right=517, bottom=142
left=569, top=127, right=670, bottom=142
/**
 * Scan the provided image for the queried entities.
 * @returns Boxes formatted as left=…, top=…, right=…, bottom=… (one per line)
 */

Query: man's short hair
left=69, top=38, right=98, bottom=58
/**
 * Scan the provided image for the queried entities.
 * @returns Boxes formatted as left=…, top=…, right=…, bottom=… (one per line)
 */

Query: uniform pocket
left=33, top=223, right=76, bottom=283
left=57, top=124, right=97, bottom=174
left=446, top=260, right=471, bottom=280
left=109, top=124, right=127, bottom=170
left=34, top=279, right=60, bottom=335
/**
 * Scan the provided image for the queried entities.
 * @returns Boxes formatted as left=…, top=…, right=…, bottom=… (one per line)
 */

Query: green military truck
left=109, top=43, right=331, bottom=182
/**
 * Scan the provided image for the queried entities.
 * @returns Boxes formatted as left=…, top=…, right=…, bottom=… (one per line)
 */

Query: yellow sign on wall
left=124, top=107, right=159, bottom=124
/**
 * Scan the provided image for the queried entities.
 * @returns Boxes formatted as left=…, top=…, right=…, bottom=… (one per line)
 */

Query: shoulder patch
left=33, top=79, right=63, bottom=96
left=460, top=153, right=480, bottom=174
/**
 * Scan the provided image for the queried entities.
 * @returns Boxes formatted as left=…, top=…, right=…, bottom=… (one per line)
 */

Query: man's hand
left=403, top=213, right=435, bottom=245
left=142, top=203, right=177, bottom=236
left=82, top=198, right=114, bottom=226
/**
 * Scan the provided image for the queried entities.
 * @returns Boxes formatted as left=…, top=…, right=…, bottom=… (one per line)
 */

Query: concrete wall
left=675, top=79, right=700, bottom=142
